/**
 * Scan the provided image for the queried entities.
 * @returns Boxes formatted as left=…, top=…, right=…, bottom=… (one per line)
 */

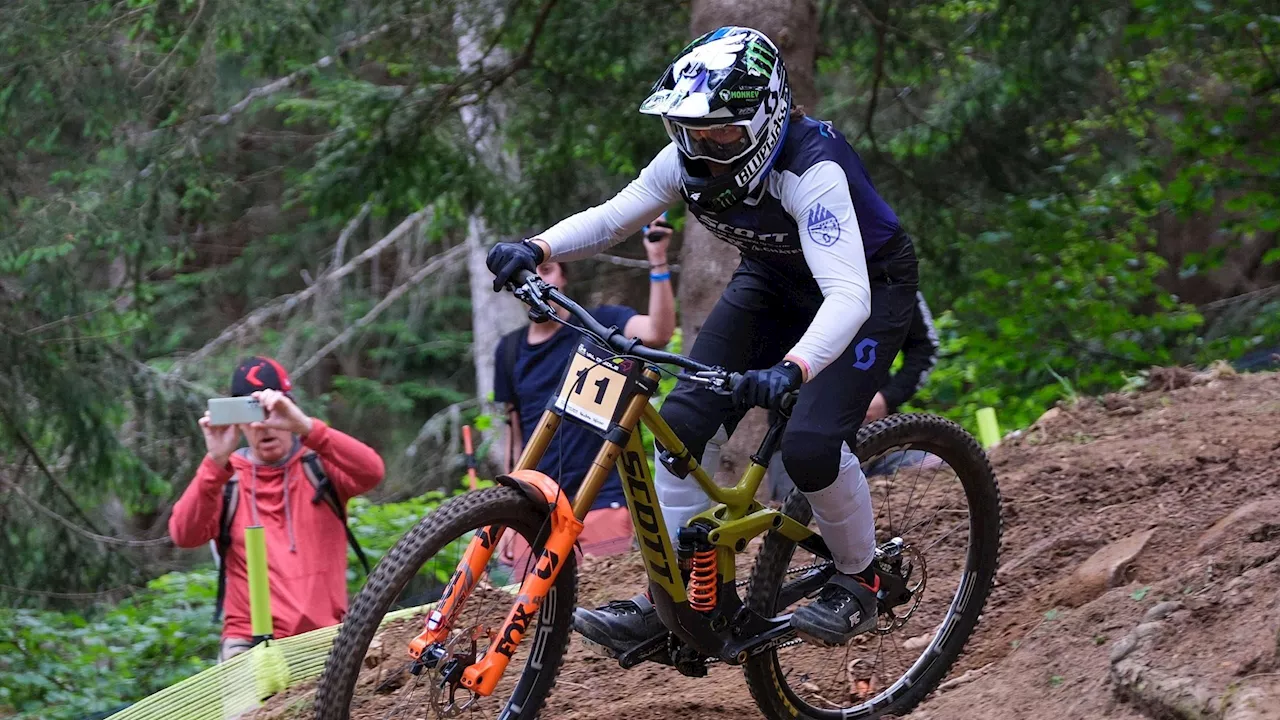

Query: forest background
left=1, top=0, right=1277, bottom=716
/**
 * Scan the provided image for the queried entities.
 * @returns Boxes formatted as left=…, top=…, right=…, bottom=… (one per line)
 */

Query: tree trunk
left=682, top=1, right=820, bottom=487
left=456, top=7, right=531, bottom=465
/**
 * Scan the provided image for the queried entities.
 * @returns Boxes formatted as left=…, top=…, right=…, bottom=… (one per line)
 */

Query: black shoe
left=790, top=572, right=880, bottom=646
left=572, top=593, right=666, bottom=658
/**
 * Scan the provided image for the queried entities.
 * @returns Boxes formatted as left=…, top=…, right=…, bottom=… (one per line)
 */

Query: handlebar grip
left=512, top=268, right=536, bottom=287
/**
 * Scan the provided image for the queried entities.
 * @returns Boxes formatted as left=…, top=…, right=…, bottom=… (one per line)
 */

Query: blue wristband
left=650, top=271, right=671, bottom=282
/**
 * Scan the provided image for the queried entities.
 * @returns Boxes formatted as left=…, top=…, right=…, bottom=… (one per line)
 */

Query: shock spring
left=688, top=547, right=718, bottom=612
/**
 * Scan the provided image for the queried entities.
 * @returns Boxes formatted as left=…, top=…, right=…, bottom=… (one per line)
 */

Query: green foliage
left=820, top=0, right=1280, bottom=435
left=0, top=571, right=219, bottom=719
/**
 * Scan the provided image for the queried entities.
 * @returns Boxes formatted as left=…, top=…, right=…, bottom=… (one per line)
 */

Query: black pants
left=661, top=234, right=920, bottom=492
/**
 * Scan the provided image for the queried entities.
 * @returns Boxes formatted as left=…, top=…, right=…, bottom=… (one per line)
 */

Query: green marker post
left=244, top=525, right=274, bottom=643
left=976, top=407, right=1001, bottom=449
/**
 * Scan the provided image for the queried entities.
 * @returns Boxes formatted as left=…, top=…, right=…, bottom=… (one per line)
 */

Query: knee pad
left=781, top=429, right=844, bottom=493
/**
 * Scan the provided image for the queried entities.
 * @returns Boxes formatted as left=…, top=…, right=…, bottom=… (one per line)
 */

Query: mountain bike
left=314, top=270, right=1002, bottom=720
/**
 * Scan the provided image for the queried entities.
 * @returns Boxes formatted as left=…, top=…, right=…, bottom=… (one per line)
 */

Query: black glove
left=733, top=360, right=804, bottom=411
left=486, top=240, right=545, bottom=292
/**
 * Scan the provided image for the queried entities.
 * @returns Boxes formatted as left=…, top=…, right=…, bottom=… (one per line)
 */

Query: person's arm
left=623, top=216, right=676, bottom=348
left=778, top=161, right=872, bottom=381
left=168, top=455, right=235, bottom=548
left=530, top=145, right=683, bottom=263
left=880, top=293, right=939, bottom=412
left=303, top=420, right=386, bottom=499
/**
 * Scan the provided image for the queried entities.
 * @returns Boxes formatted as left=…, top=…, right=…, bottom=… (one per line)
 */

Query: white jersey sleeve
left=777, top=160, right=873, bottom=378
left=535, top=144, right=683, bottom=262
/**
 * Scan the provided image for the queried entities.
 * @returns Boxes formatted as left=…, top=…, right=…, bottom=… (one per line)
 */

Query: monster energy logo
left=719, top=87, right=763, bottom=102
left=743, top=39, right=777, bottom=77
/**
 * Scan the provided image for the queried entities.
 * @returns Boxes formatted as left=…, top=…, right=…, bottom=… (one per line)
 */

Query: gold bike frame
left=513, top=366, right=812, bottom=586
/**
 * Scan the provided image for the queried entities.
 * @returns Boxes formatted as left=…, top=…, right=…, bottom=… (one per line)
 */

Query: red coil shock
left=688, top=548, right=718, bottom=612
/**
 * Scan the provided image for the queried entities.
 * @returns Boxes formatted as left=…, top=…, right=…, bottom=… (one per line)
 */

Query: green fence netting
left=102, top=601, right=430, bottom=720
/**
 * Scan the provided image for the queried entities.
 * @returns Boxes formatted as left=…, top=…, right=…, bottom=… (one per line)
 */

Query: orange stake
left=463, top=425, right=479, bottom=491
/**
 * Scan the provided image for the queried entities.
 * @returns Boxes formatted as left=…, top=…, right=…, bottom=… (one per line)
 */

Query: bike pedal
left=793, top=629, right=838, bottom=649
left=579, top=636, right=618, bottom=660
left=617, top=634, right=669, bottom=669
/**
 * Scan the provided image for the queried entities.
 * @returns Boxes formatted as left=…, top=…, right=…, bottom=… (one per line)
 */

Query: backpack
left=499, top=328, right=525, bottom=462
left=500, top=327, right=523, bottom=384
left=211, top=451, right=372, bottom=621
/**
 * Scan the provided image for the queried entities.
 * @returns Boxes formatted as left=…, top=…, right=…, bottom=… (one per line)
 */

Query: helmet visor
left=670, top=121, right=754, bottom=163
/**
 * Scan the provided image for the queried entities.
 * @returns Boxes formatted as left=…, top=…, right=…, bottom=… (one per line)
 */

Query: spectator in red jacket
left=169, top=357, right=385, bottom=662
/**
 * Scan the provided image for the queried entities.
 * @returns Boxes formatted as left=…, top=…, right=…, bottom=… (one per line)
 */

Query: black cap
left=230, top=356, right=294, bottom=397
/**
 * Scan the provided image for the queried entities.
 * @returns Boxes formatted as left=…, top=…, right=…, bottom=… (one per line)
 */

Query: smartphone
left=643, top=211, right=670, bottom=242
left=207, top=396, right=266, bottom=426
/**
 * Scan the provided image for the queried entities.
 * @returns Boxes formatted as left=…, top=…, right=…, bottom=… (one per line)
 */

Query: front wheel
left=743, top=413, right=1002, bottom=719
left=314, top=486, right=577, bottom=720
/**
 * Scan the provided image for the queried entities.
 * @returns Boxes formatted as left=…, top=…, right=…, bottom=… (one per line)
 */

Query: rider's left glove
left=734, top=360, right=804, bottom=411
left=487, top=240, right=545, bottom=292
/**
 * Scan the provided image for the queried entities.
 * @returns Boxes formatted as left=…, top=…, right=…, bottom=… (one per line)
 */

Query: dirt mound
left=253, top=371, right=1280, bottom=719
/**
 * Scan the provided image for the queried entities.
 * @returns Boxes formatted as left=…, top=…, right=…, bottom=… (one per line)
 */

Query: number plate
left=553, top=343, right=641, bottom=433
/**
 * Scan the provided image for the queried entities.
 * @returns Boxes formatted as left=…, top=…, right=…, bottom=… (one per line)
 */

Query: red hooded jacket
left=169, top=420, right=385, bottom=641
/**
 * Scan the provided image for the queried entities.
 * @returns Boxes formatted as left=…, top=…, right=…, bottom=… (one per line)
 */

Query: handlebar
left=508, top=269, right=795, bottom=410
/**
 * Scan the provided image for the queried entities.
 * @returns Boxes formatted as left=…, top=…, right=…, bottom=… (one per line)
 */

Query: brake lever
left=511, top=276, right=557, bottom=323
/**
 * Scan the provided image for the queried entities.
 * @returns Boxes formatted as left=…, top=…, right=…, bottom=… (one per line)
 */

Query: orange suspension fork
left=408, top=522, right=504, bottom=659
left=459, top=471, right=583, bottom=696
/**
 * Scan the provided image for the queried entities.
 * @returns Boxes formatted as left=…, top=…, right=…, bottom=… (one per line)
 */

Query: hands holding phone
left=250, top=389, right=314, bottom=437
left=199, top=414, right=240, bottom=468
left=200, top=389, right=313, bottom=467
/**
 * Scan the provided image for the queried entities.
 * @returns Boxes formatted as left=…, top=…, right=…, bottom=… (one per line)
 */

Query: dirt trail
left=256, top=370, right=1280, bottom=719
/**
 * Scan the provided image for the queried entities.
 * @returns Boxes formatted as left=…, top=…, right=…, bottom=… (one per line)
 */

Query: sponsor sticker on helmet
left=744, top=39, right=778, bottom=77
left=718, top=87, right=764, bottom=103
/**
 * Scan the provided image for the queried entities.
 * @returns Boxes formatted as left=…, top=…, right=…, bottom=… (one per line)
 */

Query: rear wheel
left=314, top=486, right=577, bottom=720
left=743, top=413, right=1001, bottom=719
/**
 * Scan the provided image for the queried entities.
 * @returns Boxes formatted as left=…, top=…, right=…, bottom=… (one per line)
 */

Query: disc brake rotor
left=424, top=625, right=494, bottom=719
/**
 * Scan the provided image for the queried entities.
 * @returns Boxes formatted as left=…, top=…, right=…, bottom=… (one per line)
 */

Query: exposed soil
left=253, top=369, right=1280, bottom=720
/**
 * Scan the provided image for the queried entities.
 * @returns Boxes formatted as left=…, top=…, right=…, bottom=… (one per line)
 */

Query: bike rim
left=768, top=443, right=980, bottom=718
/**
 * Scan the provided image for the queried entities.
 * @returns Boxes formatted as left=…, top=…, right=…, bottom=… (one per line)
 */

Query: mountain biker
left=486, top=26, right=919, bottom=650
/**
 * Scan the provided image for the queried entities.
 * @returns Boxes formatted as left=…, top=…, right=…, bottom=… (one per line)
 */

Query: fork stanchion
left=976, top=407, right=1001, bottom=449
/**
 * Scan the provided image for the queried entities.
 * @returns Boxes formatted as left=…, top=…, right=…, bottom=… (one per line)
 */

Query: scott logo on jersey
left=692, top=212, right=803, bottom=256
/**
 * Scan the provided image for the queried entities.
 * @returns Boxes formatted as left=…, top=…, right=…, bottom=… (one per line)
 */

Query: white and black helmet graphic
left=640, top=26, right=792, bottom=213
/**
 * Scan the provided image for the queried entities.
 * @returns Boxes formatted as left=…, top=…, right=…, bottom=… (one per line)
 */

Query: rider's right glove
left=733, top=360, right=804, bottom=411
left=486, top=240, right=545, bottom=292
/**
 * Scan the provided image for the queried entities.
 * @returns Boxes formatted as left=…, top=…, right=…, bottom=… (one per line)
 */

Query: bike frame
left=409, top=360, right=837, bottom=697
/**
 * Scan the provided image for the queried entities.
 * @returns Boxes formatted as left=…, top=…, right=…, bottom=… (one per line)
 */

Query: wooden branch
left=0, top=401, right=109, bottom=537
left=1, top=479, right=171, bottom=548
left=597, top=254, right=682, bottom=272
left=292, top=244, right=467, bottom=378
left=862, top=25, right=887, bottom=147
left=171, top=206, right=430, bottom=375
left=849, top=0, right=952, bottom=58
left=404, top=398, right=480, bottom=459
left=138, top=0, right=207, bottom=88
left=199, top=24, right=395, bottom=130
left=332, top=202, right=372, bottom=269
